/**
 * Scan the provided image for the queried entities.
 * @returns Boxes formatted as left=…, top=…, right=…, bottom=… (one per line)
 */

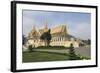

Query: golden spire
left=28, top=24, right=38, bottom=37
left=44, top=20, right=48, bottom=32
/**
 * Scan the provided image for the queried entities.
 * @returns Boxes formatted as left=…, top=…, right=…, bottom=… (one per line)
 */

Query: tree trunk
left=44, top=40, right=47, bottom=46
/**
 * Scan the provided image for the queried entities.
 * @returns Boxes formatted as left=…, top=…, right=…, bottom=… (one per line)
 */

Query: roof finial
left=33, top=24, right=36, bottom=29
left=44, top=20, right=48, bottom=32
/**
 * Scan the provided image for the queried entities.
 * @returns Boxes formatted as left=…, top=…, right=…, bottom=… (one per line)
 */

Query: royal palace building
left=25, top=23, right=80, bottom=48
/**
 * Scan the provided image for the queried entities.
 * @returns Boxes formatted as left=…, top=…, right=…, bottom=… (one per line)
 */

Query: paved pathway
left=74, top=46, right=91, bottom=58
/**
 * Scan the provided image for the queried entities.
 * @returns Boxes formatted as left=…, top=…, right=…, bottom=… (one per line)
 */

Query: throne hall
left=26, top=23, right=80, bottom=48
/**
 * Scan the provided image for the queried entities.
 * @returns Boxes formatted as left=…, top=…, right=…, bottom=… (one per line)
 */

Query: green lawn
left=22, top=51, right=69, bottom=63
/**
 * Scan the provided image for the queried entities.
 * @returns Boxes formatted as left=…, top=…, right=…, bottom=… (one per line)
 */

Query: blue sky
left=23, top=10, right=91, bottom=40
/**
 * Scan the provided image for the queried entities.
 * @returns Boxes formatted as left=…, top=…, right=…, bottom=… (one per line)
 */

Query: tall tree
left=87, top=39, right=91, bottom=45
left=40, top=29, right=52, bottom=46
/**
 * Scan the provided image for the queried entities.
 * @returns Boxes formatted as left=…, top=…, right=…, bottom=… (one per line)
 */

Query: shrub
left=28, top=45, right=33, bottom=52
left=68, top=43, right=76, bottom=60
left=36, top=46, right=67, bottom=49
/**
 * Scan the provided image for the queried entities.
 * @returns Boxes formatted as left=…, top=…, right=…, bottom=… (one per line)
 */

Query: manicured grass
left=23, top=51, right=69, bottom=63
